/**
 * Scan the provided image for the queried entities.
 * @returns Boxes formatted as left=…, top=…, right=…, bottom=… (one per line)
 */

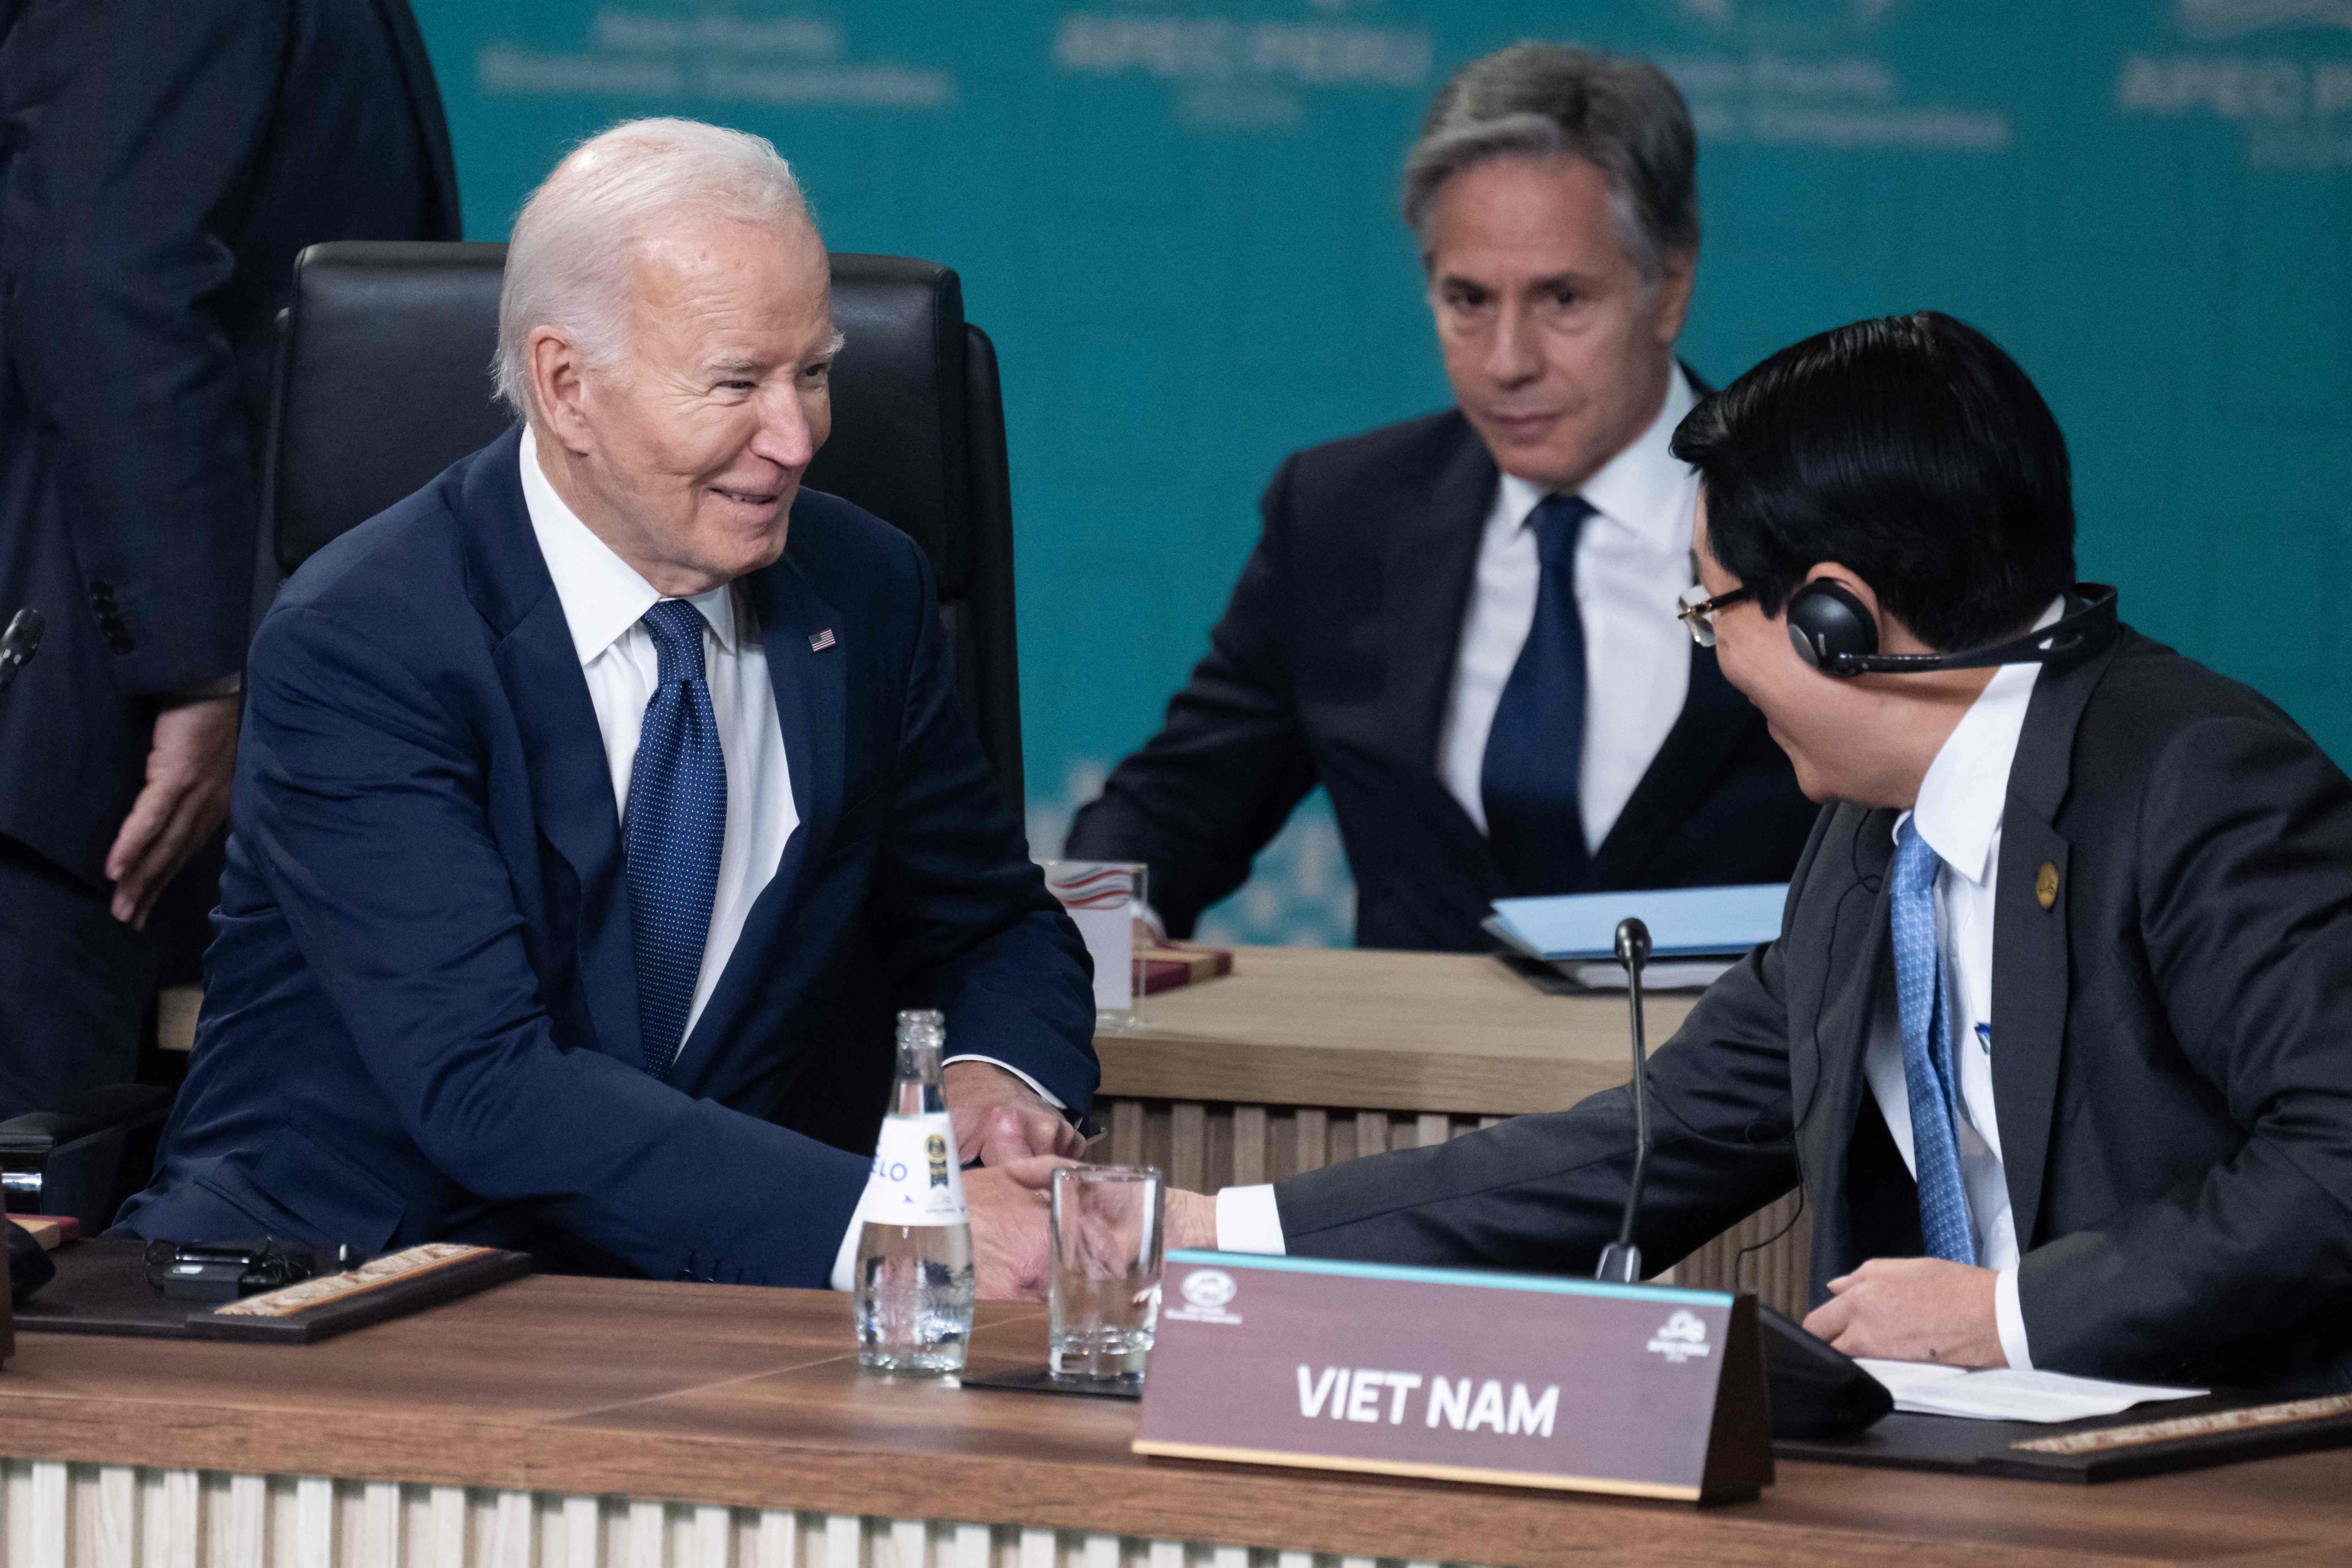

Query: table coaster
left=962, top=1365, right=1143, bottom=1401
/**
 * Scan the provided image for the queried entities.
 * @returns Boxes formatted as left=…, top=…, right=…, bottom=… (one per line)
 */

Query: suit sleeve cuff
left=1994, top=1265, right=2033, bottom=1370
left=1215, top=1184, right=1287, bottom=1254
left=942, top=1055, right=1067, bottom=1111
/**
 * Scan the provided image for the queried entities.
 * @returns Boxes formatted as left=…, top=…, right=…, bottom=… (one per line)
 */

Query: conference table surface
left=7, top=1275, right=2347, bottom=1568
left=1096, top=944, right=1701, bottom=1117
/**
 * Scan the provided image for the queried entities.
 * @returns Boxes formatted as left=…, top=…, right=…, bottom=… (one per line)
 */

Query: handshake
left=944, top=1062, right=1216, bottom=1299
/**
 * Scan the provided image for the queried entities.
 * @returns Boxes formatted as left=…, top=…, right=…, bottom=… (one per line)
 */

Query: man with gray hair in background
left=1069, top=44, right=1814, bottom=951
left=117, top=120, right=1096, bottom=1297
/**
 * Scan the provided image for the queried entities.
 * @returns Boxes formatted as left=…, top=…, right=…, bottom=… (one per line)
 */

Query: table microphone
left=0, top=608, right=42, bottom=694
left=1594, top=917, right=1652, bottom=1285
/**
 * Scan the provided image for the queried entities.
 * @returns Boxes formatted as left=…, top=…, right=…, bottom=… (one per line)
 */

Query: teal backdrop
left=412, top=0, right=2352, bottom=947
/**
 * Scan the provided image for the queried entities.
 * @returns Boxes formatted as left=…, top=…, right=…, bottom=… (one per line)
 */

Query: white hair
left=494, top=118, right=825, bottom=418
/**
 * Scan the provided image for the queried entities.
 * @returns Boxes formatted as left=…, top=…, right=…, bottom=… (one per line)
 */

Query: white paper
left=1559, top=959, right=1737, bottom=991
left=1069, top=907, right=1133, bottom=1011
left=1857, top=1359, right=2207, bottom=1423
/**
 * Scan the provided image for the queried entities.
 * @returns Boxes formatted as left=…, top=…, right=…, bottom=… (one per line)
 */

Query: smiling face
left=1424, top=152, right=1691, bottom=493
left=529, top=216, right=836, bottom=596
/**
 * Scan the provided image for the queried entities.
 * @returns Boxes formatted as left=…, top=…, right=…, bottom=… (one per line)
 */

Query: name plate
left=1131, top=1251, right=1771, bottom=1504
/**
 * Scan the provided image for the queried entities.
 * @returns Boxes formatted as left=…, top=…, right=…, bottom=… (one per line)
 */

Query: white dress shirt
left=518, top=428, right=1048, bottom=1292
left=1861, top=598, right=2065, bottom=1372
left=1434, top=366, right=1699, bottom=853
left=519, top=425, right=798, bottom=1049
left=1224, top=600, right=2068, bottom=1370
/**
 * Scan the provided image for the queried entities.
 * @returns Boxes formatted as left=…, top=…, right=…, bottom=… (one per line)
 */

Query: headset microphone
left=1785, top=581, right=2118, bottom=679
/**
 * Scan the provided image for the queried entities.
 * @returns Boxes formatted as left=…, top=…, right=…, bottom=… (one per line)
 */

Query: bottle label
left=858, top=1112, right=968, bottom=1228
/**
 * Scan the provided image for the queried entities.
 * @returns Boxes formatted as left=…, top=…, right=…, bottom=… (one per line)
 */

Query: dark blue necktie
left=1481, top=493, right=1597, bottom=895
left=625, top=599, right=727, bottom=1079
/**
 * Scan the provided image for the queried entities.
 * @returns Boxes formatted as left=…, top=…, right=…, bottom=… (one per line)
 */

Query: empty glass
left=1048, top=1165, right=1164, bottom=1385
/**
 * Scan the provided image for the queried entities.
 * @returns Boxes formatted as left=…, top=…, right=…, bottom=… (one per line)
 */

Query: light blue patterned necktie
left=1889, top=818, right=1977, bottom=1264
left=624, top=598, right=727, bottom=1080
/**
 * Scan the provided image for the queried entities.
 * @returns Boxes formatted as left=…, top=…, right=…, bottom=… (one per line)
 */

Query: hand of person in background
left=944, top=1060, right=1087, bottom=1165
left=1802, top=1257, right=2005, bottom=1366
left=966, top=1154, right=1069, bottom=1299
left=1165, top=1187, right=1217, bottom=1252
left=105, top=692, right=240, bottom=928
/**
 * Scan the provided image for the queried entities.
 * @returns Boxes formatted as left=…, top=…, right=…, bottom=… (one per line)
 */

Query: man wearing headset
left=1165, top=311, right=2352, bottom=1393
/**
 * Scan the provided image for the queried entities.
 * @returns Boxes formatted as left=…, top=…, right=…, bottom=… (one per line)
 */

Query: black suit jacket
left=0, top=0, right=459, bottom=882
left=1065, top=409, right=1816, bottom=949
left=1276, top=625, right=2352, bottom=1392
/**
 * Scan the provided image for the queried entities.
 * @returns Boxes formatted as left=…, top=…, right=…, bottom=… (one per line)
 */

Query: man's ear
left=1651, top=247, right=1696, bottom=345
left=1804, top=562, right=1940, bottom=656
left=528, top=326, right=597, bottom=457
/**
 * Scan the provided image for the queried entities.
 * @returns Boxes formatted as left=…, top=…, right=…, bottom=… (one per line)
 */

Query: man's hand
left=1802, top=1257, right=2006, bottom=1366
left=1167, top=1188, right=1218, bottom=1251
left=106, top=693, right=240, bottom=928
left=943, top=1060, right=1084, bottom=1166
left=966, top=1155, right=1070, bottom=1299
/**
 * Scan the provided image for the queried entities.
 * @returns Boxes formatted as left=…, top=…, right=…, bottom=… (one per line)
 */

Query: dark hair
left=1403, top=44, right=1697, bottom=279
left=1670, top=312, right=2076, bottom=651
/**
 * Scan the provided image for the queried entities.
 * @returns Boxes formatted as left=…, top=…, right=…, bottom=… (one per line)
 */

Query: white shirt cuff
left=941, top=1055, right=1067, bottom=1110
left=1994, top=1265, right=2033, bottom=1370
left=828, top=1202, right=866, bottom=1292
left=1214, top=1184, right=1287, bottom=1254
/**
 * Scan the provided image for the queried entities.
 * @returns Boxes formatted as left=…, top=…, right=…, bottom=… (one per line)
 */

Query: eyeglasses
left=1677, top=582, right=1754, bottom=648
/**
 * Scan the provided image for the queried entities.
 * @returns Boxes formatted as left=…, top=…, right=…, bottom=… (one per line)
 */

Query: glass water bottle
left=852, top=1010, right=976, bottom=1374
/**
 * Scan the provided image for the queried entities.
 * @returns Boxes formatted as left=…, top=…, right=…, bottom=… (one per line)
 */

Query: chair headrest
left=271, top=243, right=976, bottom=596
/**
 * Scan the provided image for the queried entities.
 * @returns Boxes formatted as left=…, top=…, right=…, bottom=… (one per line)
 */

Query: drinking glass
left=1038, top=860, right=1147, bottom=1030
left=1048, top=1165, right=1164, bottom=1385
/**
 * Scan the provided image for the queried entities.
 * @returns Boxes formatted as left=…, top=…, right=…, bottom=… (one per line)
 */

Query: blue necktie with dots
left=1481, top=494, right=1598, bottom=895
left=1889, top=820, right=1977, bottom=1264
left=625, top=599, right=727, bottom=1080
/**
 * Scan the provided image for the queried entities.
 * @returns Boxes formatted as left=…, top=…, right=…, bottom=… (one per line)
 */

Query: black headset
left=1785, top=580, right=2120, bottom=678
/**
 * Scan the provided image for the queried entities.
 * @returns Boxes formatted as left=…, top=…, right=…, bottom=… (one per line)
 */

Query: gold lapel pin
left=2036, top=862, right=2060, bottom=909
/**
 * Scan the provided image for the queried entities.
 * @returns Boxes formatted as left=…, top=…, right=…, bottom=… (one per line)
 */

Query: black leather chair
left=262, top=241, right=1026, bottom=806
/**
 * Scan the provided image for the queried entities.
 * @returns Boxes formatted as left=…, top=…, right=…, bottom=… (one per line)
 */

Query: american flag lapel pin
left=809, top=628, right=836, bottom=652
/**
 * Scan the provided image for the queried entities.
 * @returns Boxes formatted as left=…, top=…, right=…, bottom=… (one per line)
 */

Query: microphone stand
left=0, top=609, right=42, bottom=694
left=1594, top=917, right=1652, bottom=1285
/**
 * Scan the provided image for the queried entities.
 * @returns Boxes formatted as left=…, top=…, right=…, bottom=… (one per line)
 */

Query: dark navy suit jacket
left=1067, top=408, right=1817, bottom=950
left=117, top=428, right=1099, bottom=1286
left=0, top=0, right=458, bottom=883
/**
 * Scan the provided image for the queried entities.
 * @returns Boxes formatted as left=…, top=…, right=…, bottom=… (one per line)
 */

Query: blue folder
left=1483, top=883, right=1788, bottom=963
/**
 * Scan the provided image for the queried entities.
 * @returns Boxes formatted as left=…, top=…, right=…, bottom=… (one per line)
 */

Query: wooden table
left=1094, top=947, right=1809, bottom=1316
left=2, top=1276, right=2343, bottom=1568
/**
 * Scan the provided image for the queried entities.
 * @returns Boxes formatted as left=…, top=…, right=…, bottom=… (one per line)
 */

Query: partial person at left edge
left=114, top=120, right=1098, bottom=1295
left=0, top=0, right=461, bottom=1117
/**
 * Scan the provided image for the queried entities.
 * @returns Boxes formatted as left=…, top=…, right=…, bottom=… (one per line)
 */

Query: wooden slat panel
left=1229, top=1107, right=1267, bottom=1186
left=3, top=1404, right=2350, bottom=1568
left=562, top=1496, right=601, bottom=1568
left=296, top=1477, right=337, bottom=1568
left=1107, top=1102, right=1145, bottom=1169
left=157, top=1470, right=199, bottom=1568
left=95, top=1465, right=138, bottom=1568
left=1102, top=1095, right=1810, bottom=1319
left=1167, top=1103, right=1206, bottom=1192
left=1291, top=1110, right=1326, bottom=1173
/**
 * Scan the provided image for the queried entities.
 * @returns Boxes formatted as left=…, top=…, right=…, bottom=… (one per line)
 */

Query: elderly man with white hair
left=116, top=120, right=1096, bottom=1297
